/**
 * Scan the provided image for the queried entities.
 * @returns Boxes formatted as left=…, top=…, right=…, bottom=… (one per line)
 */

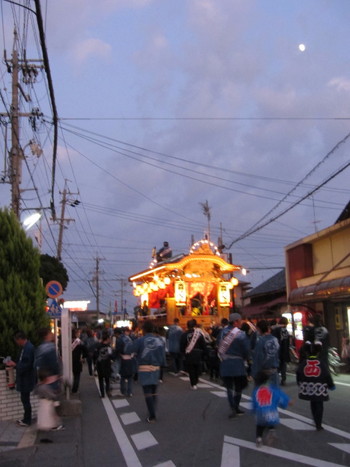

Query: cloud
left=133, top=31, right=169, bottom=67
left=328, top=77, right=350, bottom=92
left=71, top=38, right=112, bottom=65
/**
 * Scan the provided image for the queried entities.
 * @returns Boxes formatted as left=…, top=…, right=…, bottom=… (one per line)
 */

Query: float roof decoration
left=129, top=238, right=241, bottom=283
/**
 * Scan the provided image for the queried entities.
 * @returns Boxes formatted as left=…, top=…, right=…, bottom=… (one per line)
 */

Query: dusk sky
left=1, top=0, right=349, bottom=314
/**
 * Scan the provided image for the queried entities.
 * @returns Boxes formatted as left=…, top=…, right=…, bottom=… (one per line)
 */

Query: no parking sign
left=45, top=280, right=63, bottom=298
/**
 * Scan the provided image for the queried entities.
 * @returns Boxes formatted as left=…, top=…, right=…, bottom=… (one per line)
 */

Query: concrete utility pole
left=56, top=182, right=76, bottom=260
left=10, top=44, right=21, bottom=218
left=95, top=257, right=100, bottom=320
left=115, top=277, right=128, bottom=320
left=3, top=30, right=44, bottom=218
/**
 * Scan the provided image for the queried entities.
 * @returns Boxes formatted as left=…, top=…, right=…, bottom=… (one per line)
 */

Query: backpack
left=97, top=344, right=111, bottom=362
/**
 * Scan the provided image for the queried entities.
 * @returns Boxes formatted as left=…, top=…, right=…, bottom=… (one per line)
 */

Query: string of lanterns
left=133, top=275, right=171, bottom=297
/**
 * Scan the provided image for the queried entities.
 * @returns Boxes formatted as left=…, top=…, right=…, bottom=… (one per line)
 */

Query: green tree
left=40, top=254, right=69, bottom=291
left=0, top=208, right=48, bottom=358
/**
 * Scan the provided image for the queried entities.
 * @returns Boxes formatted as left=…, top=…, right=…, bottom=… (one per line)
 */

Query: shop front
left=288, top=279, right=350, bottom=353
left=285, top=215, right=350, bottom=355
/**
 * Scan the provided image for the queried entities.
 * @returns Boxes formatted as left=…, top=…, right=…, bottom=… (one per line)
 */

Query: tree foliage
left=0, top=208, right=48, bottom=358
left=40, top=254, right=69, bottom=291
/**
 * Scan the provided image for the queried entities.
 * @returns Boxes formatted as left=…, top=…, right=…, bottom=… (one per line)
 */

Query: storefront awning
left=289, top=276, right=350, bottom=304
left=241, top=296, right=286, bottom=318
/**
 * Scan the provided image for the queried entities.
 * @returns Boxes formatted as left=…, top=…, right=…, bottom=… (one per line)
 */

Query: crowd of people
left=7, top=311, right=338, bottom=447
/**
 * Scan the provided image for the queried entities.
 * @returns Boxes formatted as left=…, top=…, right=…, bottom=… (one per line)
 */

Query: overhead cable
left=33, top=0, right=58, bottom=220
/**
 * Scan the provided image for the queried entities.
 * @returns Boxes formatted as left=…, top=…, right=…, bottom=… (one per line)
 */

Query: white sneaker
left=256, top=437, right=263, bottom=448
left=192, top=385, right=198, bottom=390
left=51, top=424, right=65, bottom=431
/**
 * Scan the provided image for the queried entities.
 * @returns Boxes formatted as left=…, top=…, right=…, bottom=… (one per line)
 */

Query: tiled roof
left=245, top=269, right=285, bottom=298
left=335, top=200, right=350, bottom=223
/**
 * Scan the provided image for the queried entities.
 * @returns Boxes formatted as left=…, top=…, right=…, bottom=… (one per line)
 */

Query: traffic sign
left=45, top=280, right=63, bottom=298
left=47, top=298, right=62, bottom=319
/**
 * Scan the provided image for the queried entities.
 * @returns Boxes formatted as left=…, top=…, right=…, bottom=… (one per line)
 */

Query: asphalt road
left=80, top=369, right=350, bottom=467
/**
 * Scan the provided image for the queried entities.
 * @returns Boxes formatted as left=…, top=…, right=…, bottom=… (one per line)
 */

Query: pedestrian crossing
left=131, top=430, right=158, bottom=450
left=222, top=436, right=347, bottom=467
left=100, top=375, right=350, bottom=467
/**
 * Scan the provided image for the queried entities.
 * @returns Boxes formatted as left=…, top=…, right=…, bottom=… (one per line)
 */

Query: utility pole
left=115, top=277, right=128, bottom=320
left=10, top=41, right=20, bottom=218
left=95, top=257, right=100, bottom=320
left=3, top=29, right=44, bottom=218
left=56, top=181, right=76, bottom=260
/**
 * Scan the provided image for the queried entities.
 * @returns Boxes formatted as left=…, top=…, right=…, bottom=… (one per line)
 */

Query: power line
left=226, top=158, right=350, bottom=249
left=59, top=121, right=349, bottom=208
left=33, top=0, right=58, bottom=220
left=59, top=120, right=349, bottom=193
left=59, top=116, right=350, bottom=121
left=239, top=130, right=350, bottom=238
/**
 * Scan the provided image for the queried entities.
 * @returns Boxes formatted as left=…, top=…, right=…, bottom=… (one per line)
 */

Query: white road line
left=201, top=377, right=350, bottom=440
left=220, top=442, right=240, bottom=467
left=279, top=418, right=314, bottom=430
left=277, top=408, right=350, bottom=440
left=224, top=436, right=348, bottom=467
left=131, top=430, right=158, bottom=450
left=332, top=381, right=350, bottom=387
left=95, top=380, right=142, bottom=467
left=112, top=398, right=130, bottom=409
left=153, top=462, right=176, bottom=467
left=120, top=412, right=141, bottom=426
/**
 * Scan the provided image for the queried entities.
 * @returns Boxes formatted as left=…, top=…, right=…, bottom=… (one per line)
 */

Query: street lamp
left=22, top=211, right=41, bottom=230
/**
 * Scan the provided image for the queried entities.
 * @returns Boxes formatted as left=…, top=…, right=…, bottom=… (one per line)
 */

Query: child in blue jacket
left=251, top=371, right=291, bottom=447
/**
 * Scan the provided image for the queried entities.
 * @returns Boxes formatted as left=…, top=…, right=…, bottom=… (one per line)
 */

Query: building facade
left=285, top=216, right=350, bottom=351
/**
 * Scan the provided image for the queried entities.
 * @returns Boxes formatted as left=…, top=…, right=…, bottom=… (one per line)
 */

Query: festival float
left=129, top=238, right=244, bottom=329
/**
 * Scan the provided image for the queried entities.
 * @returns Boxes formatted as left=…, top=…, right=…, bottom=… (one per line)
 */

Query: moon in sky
left=298, top=43, right=306, bottom=52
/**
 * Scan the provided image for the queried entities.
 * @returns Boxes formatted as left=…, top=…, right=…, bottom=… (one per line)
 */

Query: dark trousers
left=86, top=355, right=94, bottom=376
left=310, top=400, right=324, bottom=428
left=222, top=375, right=247, bottom=411
left=72, top=372, right=81, bottom=393
left=279, top=361, right=287, bottom=383
left=143, top=384, right=157, bottom=420
left=170, top=352, right=182, bottom=373
left=120, top=376, right=132, bottom=396
left=21, top=391, right=32, bottom=424
left=98, top=374, right=110, bottom=397
left=186, top=362, right=201, bottom=386
left=256, top=425, right=275, bottom=438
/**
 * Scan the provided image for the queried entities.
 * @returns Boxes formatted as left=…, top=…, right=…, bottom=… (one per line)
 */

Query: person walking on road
left=6, top=331, right=36, bottom=427
left=313, top=315, right=330, bottom=365
left=252, top=320, right=280, bottom=386
left=252, top=371, right=291, bottom=447
left=35, top=327, right=62, bottom=390
left=167, top=318, right=184, bottom=375
left=35, top=327, right=63, bottom=431
left=115, top=327, right=135, bottom=397
left=94, top=330, right=113, bottom=398
left=128, top=320, right=166, bottom=423
left=271, top=317, right=291, bottom=385
left=84, top=329, right=97, bottom=377
left=71, top=328, right=86, bottom=394
left=302, top=314, right=329, bottom=366
left=217, top=313, right=250, bottom=418
left=180, top=319, right=207, bottom=390
left=296, top=341, right=335, bottom=431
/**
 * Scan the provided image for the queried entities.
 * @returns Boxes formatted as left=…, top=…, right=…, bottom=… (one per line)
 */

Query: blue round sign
left=45, top=280, right=63, bottom=298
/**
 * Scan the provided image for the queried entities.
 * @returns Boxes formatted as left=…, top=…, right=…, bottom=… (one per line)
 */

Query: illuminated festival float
left=129, top=238, right=244, bottom=328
